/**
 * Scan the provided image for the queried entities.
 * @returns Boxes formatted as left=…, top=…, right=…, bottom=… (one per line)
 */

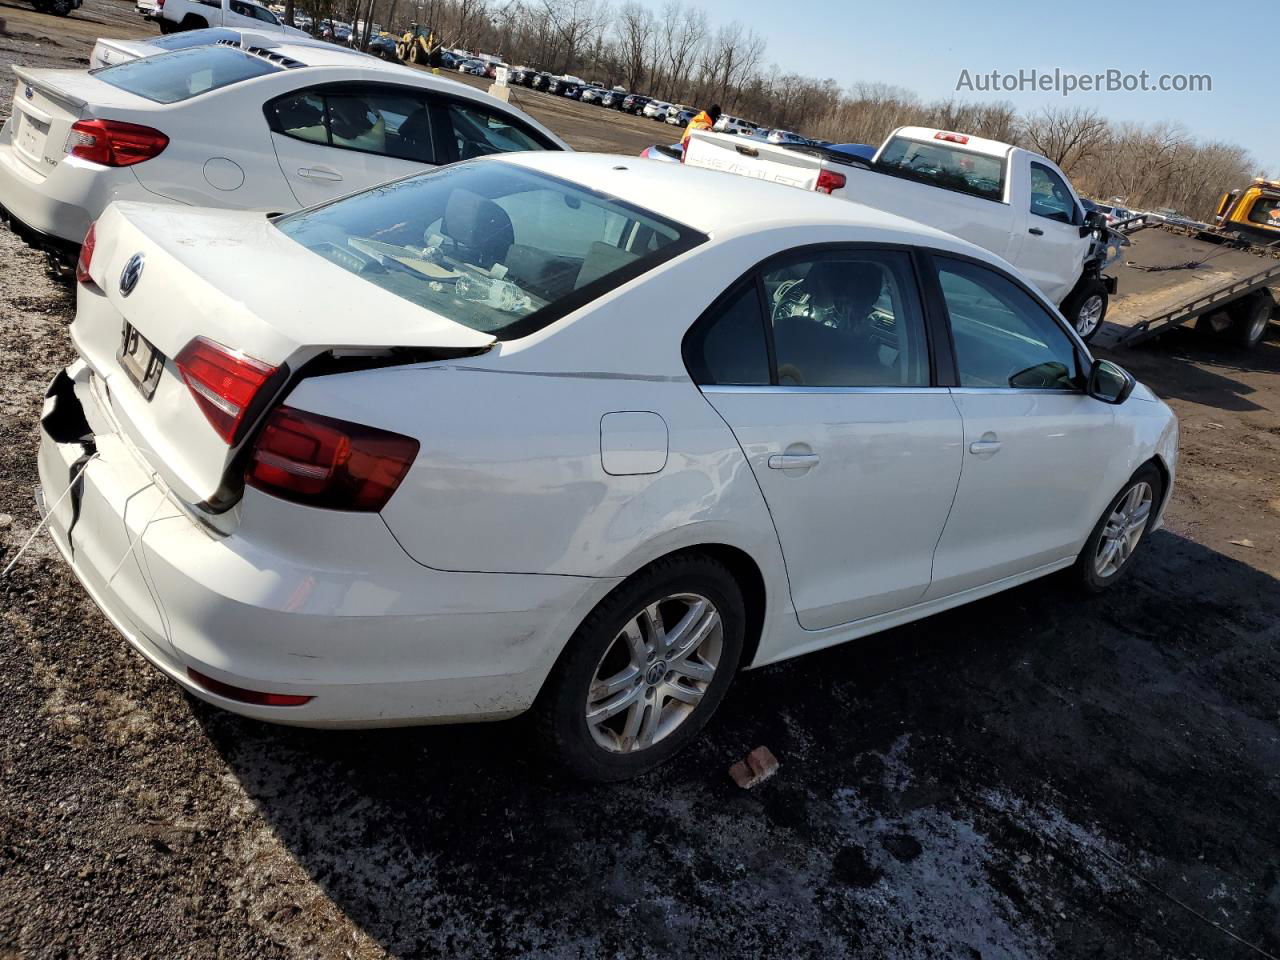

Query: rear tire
left=1228, top=292, right=1273, bottom=350
left=534, top=553, right=745, bottom=781
left=177, top=14, right=207, bottom=30
left=158, top=17, right=177, bottom=32
left=45, top=0, right=73, bottom=14
left=1072, top=464, right=1164, bottom=593
left=1061, top=279, right=1109, bottom=342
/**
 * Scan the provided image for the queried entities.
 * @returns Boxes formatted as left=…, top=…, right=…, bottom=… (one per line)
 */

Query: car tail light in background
left=815, top=170, right=846, bottom=194
left=65, top=119, right=169, bottom=167
left=186, top=668, right=312, bottom=707
left=175, top=337, right=278, bottom=445
left=934, top=131, right=970, bottom=145
left=75, top=222, right=96, bottom=285
left=247, top=406, right=419, bottom=512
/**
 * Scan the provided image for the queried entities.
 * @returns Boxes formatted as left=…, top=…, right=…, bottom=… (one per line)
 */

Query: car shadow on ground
left=1100, top=325, right=1279, bottom=413
left=197, top=531, right=1280, bottom=959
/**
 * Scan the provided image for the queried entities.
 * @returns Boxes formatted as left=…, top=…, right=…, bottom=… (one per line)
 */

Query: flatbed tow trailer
left=1093, top=220, right=1280, bottom=351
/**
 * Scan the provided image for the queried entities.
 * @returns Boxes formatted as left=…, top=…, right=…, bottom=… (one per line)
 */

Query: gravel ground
left=2, top=5, right=1280, bottom=957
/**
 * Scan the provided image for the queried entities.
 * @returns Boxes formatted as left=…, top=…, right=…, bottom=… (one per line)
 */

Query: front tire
left=535, top=554, right=745, bottom=781
left=1073, top=464, right=1163, bottom=593
left=1062, top=279, right=1109, bottom=342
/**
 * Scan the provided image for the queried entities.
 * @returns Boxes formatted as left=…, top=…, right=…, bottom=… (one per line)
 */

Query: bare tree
left=614, top=2, right=654, bottom=92
left=1018, top=105, right=1110, bottom=177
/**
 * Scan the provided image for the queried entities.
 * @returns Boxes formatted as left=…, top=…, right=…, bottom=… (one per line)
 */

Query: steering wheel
left=771, top=278, right=811, bottom=324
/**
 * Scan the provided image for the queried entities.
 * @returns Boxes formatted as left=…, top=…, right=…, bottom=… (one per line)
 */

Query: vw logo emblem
left=119, top=253, right=145, bottom=297
left=24, top=86, right=33, bottom=100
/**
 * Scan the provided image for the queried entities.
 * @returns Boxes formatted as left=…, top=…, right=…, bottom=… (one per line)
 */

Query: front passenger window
left=445, top=102, right=549, bottom=160
left=936, top=257, right=1080, bottom=390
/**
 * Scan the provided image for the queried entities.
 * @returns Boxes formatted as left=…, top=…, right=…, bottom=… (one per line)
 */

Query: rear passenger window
left=763, top=250, right=929, bottom=387
left=267, top=86, right=437, bottom=163
left=936, top=257, right=1080, bottom=390
left=684, top=285, right=770, bottom=386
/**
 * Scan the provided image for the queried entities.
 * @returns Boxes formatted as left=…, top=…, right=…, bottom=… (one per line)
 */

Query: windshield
left=94, top=46, right=282, bottom=103
left=876, top=136, right=1006, bottom=202
left=275, top=162, right=705, bottom=340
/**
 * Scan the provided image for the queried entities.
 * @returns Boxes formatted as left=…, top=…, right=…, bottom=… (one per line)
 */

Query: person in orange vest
left=681, top=104, right=722, bottom=152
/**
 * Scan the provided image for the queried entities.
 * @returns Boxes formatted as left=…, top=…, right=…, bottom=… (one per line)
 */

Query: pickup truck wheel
left=1062, top=281, right=1108, bottom=341
left=46, top=0, right=74, bottom=14
left=178, top=14, right=208, bottom=30
left=158, top=17, right=177, bottom=32
left=1228, top=293, right=1273, bottom=350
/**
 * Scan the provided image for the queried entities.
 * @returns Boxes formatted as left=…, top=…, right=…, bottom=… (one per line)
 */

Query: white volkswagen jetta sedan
left=0, top=38, right=565, bottom=267
left=38, top=154, right=1177, bottom=780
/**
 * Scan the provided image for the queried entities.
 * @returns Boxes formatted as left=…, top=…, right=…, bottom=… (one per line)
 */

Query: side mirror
left=1080, top=209, right=1105, bottom=238
left=1088, top=358, right=1136, bottom=404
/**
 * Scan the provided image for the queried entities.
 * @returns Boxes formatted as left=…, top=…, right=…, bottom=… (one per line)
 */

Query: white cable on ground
left=0, top=453, right=98, bottom=580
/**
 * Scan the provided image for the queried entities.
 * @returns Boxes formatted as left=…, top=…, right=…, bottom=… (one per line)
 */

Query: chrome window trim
left=948, top=386, right=1085, bottom=397
left=700, top=385, right=947, bottom=396
left=701, top=384, right=1085, bottom=398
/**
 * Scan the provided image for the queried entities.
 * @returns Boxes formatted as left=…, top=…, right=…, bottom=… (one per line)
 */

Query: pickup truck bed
left=1095, top=226, right=1280, bottom=348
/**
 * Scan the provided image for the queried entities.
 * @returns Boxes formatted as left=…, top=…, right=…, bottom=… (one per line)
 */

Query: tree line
left=292, top=0, right=1262, bottom=220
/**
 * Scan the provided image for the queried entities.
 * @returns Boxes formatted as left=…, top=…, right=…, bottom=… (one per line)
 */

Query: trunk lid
left=74, top=202, right=495, bottom=508
left=683, top=131, right=827, bottom=191
left=8, top=66, right=158, bottom=178
left=8, top=67, right=87, bottom=178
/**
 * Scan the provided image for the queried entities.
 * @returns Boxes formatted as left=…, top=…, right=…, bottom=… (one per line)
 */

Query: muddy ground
left=2, top=3, right=1280, bottom=958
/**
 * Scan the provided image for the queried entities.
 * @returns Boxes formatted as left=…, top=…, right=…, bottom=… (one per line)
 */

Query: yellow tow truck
left=1211, top=178, right=1280, bottom=245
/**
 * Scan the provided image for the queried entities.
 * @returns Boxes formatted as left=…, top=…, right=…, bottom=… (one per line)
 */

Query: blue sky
left=663, top=0, right=1276, bottom=175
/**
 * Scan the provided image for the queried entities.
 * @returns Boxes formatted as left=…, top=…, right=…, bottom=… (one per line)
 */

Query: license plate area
left=14, top=109, right=50, bottom=164
left=118, top=323, right=165, bottom=400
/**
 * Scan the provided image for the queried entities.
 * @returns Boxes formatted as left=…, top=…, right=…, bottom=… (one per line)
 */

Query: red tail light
left=815, top=170, right=846, bottom=194
left=175, top=337, right=278, bottom=445
left=75, top=221, right=96, bottom=284
left=65, top=119, right=169, bottom=167
left=247, top=407, right=419, bottom=512
left=935, top=131, right=970, bottom=145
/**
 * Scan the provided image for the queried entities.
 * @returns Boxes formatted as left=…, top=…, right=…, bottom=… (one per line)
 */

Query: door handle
left=297, top=166, right=343, bottom=181
left=1028, top=227, right=1044, bottom=236
left=969, top=439, right=1002, bottom=456
left=768, top=453, right=820, bottom=470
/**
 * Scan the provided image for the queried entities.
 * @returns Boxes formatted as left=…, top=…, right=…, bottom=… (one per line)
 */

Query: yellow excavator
left=1210, top=178, right=1280, bottom=245
left=395, top=24, right=436, bottom=65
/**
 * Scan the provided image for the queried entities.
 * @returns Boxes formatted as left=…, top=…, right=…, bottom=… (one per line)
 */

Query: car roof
left=494, top=153, right=1004, bottom=254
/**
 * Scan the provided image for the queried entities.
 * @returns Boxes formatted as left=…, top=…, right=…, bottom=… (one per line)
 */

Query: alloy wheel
left=1076, top=294, right=1105, bottom=337
left=1095, top=481, right=1153, bottom=578
left=585, top=593, right=722, bottom=754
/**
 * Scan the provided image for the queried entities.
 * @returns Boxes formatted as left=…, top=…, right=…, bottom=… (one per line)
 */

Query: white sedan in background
left=39, top=154, right=1176, bottom=780
left=89, top=26, right=352, bottom=69
left=0, top=39, right=567, bottom=269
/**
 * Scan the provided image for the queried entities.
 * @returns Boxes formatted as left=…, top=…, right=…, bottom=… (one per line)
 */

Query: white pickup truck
left=684, top=126, right=1117, bottom=340
left=155, top=0, right=309, bottom=36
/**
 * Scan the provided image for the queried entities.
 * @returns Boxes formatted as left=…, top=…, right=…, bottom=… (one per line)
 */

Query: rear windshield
left=94, top=46, right=282, bottom=103
left=275, top=162, right=705, bottom=340
left=148, top=28, right=243, bottom=51
left=876, top=136, right=1006, bottom=202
